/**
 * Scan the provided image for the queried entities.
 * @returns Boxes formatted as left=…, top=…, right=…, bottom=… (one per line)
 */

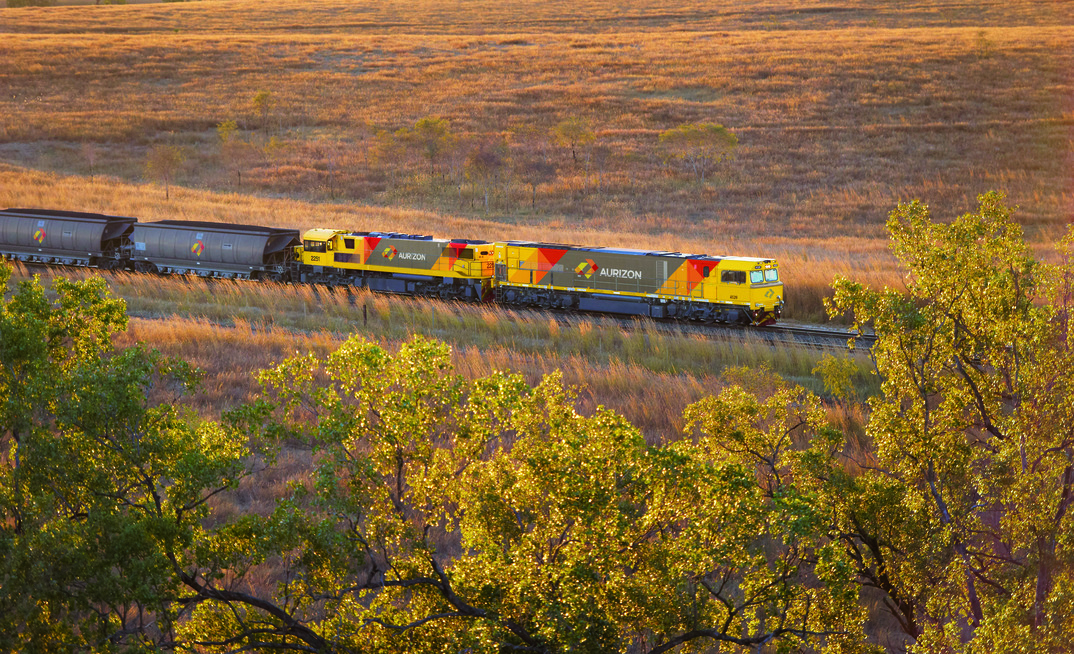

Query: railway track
left=762, top=322, right=877, bottom=351
left=505, top=304, right=874, bottom=352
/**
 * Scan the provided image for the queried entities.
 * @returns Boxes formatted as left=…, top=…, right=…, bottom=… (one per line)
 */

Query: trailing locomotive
left=0, top=207, right=784, bottom=325
left=296, top=228, right=495, bottom=301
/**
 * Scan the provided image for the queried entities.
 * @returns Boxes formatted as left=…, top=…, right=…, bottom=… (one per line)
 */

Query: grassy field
left=1, top=0, right=1070, bottom=435
left=1, top=0, right=1071, bottom=245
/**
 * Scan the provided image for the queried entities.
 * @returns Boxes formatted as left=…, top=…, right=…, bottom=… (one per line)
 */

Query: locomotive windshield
left=750, top=270, right=764, bottom=284
left=765, top=269, right=779, bottom=282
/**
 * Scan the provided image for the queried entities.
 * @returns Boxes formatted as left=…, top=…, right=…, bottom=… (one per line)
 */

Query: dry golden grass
left=4, top=0, right=1071, bottom=33
left=0, top=0, right=1070, bottom=248
left=110, top=313, right=869, bottom=443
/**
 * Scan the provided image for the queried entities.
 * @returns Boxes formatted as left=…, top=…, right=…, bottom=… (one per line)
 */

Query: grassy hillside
left=1, top=0, right=1071, bottom=244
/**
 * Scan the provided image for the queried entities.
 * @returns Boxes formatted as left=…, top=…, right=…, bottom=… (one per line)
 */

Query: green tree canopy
left=0, top=263, right=249, bottom=651
left=821, top=192, right=1074, bottom=651
left=552, top=116, right=595, bottom=165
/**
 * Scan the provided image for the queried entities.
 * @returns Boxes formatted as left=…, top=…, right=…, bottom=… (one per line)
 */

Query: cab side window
left=721, top=270, right=746, bottom=284
left=304, top=240, right=327, bottom=253
left=459, top=249, right=474, bottom=260
left=344, top=238, right=355, bottom=249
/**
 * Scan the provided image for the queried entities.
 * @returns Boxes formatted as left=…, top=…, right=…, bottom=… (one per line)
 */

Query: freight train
left=0, top=208, right=783, bottom=325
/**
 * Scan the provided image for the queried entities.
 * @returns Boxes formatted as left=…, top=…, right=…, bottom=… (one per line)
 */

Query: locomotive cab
left=299, top=228, right=345, bottom=267
left=706, top=258, right=783, bottom=324
left=745, top=259, right=783, bottom=323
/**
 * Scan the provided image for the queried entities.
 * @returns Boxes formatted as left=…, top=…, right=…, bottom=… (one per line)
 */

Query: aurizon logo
left=382, top=245, right=397, bottom=260
left=191, top=240, right=204, bottom=256
left=575, top=259, right=598, bottom=278
left=398, top=252, right=427, bottom=261
left=599, top=267, right=642, bottom=280
left=33, top=228, right=46, bottom=243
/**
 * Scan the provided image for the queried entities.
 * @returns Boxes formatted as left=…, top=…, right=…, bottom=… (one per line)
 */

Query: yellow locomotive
left=295, top=228, right=496, bottom=301
left=492, top=241, right=782, bottom=324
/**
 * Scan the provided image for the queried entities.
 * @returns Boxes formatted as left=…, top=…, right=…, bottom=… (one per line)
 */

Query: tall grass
left=113, top=312, right=873, bottom=443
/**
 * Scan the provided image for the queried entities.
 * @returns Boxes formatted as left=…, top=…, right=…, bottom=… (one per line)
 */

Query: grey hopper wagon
left=0, top=208, right=136, bottom=268
left=129, top=221, right=300, bottom=280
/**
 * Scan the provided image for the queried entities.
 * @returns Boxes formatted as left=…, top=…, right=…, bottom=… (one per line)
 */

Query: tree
left=252, top=89, right=275, bottom=133
left=552, top=116, right=595, bottom=165
left=396, top=116, right=455, bottom=178
left=658, top=122, right=737, bottom=183
left=518, top=156, right=557, bottom=209
left=216, top=118, right=238, bottom=144
left=821, top=192, right=1074, bottom=651
left=216, top=118, right=252, bottom=187
left=591, top=143, right=611, bottom=195
left=367, top=128, right=406, bottom=185
left=263, top=135, right=287, bottom=175
left=0, top=263, right=251, bottom=651
left=203, top=336, right=864, bottom=653
left=509, top=124, right=557, bottom=209
left=145, top=143, right=185, bottom=199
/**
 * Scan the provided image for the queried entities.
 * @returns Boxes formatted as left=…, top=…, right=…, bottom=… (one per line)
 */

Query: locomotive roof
left=500, top=240, right=730, bottom=261
left=302, top=228, right=489, bottom=245
left=2, top=208, right=137, bottom=223
left=144, top=220, right=299, bottom=236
